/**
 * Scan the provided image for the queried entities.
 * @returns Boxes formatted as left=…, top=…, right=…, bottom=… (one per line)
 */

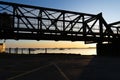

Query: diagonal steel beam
left=17, top=7, right=36, bottom=29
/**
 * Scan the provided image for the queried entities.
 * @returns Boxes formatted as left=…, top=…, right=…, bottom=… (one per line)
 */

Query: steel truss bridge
left=0, top=1, right=120, bottom=44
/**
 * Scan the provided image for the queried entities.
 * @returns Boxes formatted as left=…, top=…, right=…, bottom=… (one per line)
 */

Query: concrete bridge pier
left=97, top=42, right=120, bottom=56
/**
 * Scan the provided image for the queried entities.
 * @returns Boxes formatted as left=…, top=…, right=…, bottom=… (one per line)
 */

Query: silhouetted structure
left=0, top=43, right=5, bottom=53
left=0, top=1, right=120, bottom=55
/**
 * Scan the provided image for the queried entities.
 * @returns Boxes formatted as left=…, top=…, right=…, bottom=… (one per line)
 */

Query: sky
left=1, top=0, right=120, bottom=48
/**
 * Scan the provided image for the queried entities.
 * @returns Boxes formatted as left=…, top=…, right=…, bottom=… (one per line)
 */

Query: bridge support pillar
left=97, top=42, right=120, bottom=56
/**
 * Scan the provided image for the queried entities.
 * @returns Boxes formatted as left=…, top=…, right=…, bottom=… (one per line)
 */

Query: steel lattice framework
left=0, top=1, right=119, bottom=43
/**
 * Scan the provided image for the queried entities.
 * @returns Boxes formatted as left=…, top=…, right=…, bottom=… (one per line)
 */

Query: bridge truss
left=0, top=1, right=119, bottom=43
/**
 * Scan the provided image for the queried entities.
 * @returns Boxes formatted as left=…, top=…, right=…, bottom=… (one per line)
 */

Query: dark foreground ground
left=0, top=53, right=120, bottom=80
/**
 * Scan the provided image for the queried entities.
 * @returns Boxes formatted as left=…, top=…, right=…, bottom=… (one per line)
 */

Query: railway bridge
left=0, top=1, right=120, bottom=55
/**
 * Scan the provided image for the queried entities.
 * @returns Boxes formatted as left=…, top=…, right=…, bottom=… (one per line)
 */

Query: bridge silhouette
left=0, top=1, right=120, bottom=55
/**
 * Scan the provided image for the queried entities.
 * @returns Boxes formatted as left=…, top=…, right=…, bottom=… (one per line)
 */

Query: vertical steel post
left=12, top=5, right=15, bottom=29
left=63, top=12, right=65, bottom=31
left=98, top=13, right=103, bottom=44
left=39, top=9, right=42, bottom=34
left=83, top=15, right=86, bottom=37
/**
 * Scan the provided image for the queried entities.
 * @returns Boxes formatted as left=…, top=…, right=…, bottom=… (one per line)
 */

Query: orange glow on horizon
left=6, top=40, right=96, bottom=48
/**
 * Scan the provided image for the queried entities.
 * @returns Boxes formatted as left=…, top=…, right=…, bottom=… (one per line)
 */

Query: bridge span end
left=97, top=41, right=120, bottom=56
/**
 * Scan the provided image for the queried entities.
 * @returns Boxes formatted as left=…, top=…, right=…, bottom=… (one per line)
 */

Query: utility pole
left=45, top=48, right=47, bottom=54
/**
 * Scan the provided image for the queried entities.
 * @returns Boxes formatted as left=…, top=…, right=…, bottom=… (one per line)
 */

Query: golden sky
left=5, top=40, right=96, bottom=48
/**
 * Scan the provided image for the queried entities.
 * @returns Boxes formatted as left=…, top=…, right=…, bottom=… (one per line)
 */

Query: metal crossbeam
left=0, top=1, right=119, bottom=43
